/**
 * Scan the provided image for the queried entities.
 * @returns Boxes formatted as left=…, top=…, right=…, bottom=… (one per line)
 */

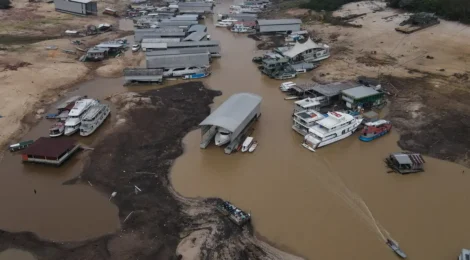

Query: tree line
left=300, top=0, right=470, bottom=24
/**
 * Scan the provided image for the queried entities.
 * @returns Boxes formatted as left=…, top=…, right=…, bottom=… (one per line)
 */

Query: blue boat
left=45, top=113, right=58, bottom=119
left=183, top=72, right=210, bottom=79
left=359, top=120, right=392, bottom=142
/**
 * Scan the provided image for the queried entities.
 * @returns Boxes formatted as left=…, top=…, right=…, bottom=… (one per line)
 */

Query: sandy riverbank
left=256, top=1, right=470, bottom=166
left=0, top=0, right=141, bottom=158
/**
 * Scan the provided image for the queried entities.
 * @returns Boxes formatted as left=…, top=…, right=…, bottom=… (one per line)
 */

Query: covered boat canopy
left=391, top=153, right=425, bottom=166
left=199, top=93, right=261, bottom=133
left=282, top=38, right=328, bottom=58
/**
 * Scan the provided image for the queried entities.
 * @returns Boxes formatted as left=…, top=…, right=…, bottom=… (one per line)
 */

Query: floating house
left=86, top=47, right=109, bottom=61
left=282, top=38, right=330, bottom=63
left=341, top=86, right=385, bottom=110
left=178, top=2, right=214, bottom=14
left=385, top=153, right=425, bottom=174
left=146, top=51, right=210, bottom=69
left=309, top=81, right=361, bottom=106
left=134, top=28, right=186, bottom=42
left=124, top=68, right=163, bottom=83
left=54, top=0, right=97, bottom=16
left=256, top=19, right=301, bottom=33
left=21, top=137, right=80, bottom=166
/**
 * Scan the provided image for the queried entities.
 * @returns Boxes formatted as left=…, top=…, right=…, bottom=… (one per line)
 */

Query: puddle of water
left=0, top=249, right=36, bottom=260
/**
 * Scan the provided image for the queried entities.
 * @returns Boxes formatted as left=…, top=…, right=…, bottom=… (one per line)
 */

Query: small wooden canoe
left=386, top=239, right=407, bottom=258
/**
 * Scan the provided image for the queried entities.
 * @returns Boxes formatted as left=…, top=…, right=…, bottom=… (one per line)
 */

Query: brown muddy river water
left=0, top=1, right=469, bottom=259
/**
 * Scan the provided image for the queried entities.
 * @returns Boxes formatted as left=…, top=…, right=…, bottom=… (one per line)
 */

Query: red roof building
left=21, top=137, right=80, bottom=166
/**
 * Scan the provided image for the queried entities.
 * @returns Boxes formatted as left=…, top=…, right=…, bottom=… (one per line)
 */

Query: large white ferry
left=302, top=111, right=362, bottom=152
left=292, top=110, right=325, bottom=136
left=80, top=104, right=111, bottom=137
left=64, top=99, right=99, bottom=136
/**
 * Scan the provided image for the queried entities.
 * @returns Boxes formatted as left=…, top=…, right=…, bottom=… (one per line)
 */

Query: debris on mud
left=250, top=34, right=286, bottom=50
left=383, top=76, right=470, bottom=167
left=356, top=53, right=397, bottom=67
left=2, top=61, right=32, bottom=71
left=0, top=82, right=303, bottom=260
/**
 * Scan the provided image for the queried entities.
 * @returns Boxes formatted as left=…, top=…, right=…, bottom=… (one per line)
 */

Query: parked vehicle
left=80, top=104, right=111, bottom=137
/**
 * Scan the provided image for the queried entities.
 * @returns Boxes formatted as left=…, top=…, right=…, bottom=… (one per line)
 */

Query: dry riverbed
left=0, top=82, right=303, bottom=260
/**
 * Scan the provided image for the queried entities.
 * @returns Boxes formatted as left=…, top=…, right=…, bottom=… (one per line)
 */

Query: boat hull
left=49, top=132, right=63, bottom=138
left=303, top=120, right=362, bottom=151
left=359, top=129, right=390, bottom=142
left=64, top=127, right=79, bottom=136
left=80, top=108, right=111, bottom=137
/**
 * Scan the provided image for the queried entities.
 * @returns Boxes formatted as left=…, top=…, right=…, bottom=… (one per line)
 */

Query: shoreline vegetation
left=300, top=0, right=470, bottom=24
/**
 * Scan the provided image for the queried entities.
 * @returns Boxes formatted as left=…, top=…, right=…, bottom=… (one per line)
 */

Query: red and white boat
left=359, top=120, right=392, bottom=142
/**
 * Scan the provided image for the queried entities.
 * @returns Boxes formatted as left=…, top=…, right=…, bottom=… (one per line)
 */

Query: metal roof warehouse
left=256, top=19, right=301, bottom=33
left=199, top=93, right=262, bottom=144
left=22, top=137, right=80, bottom=165
left=183, top=31, right=207, bottom=41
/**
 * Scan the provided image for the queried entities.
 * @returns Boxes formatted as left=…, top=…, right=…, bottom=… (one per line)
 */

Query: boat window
left=220, top=132, right=230, bottom=135
left=173, top=68, right=185, bottom=71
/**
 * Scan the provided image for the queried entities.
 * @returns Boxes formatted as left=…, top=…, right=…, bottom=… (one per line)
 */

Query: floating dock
left=21, top=137, right=80, bottom=166
left=216, top=200, right=251, bottom=226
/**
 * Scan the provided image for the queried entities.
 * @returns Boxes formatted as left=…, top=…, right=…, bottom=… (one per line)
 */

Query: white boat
left=64, top=99, right=99, bottom=136
left=292, top=110, right=325, bottom=136
left=163, top=66, right=209, bottom=77
left=241, top=136, right=253, bottom=152
left=458, top=248, right=470, bottom=260
left=231, top=24, right=253, bottom=33
left=49, top=122, right=65, bottom=137
left=248, top=141, right=258, bottom=152
left=79, top=103, right=111, bottom=137
left=302, top=111, right=363, bottom=152
left=215, top=21, right=232, bottom=27
left=280, top=81, right=296, bottom=92
left=215, top=127, right=231, bottom=146
left=293, top=96, right=326, bottom=113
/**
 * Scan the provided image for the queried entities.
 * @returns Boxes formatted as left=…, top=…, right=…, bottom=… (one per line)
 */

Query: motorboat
left=293, top=97, right=326, bottom=114
left=359, top=120, right=392, bottom=142
left=163, top=66, right=209, bottom=78
left=49, top=122, right=65, bottom=137
left=215, top=21, right=232, bottom=27
left=248, top=141, right=258, bottom=152
left=183, top=72, right=210, bottom=79
left=302, top=111, right=363, bottom=152
left=80, top=103, right=111, bottom=137
left=280, top=81, right=296, bottom=92
left=292, top=110, right=325, bottom=136
left=215, top=127, right=231, bottom=146
left=241, top=136, right=253, bottom=152
left=386, top=239, right=407, bottom=259
left=64, top=99, right=99, bottom=136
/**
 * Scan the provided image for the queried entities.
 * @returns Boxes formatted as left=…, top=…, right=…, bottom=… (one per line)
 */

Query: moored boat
left=248, top=141, right=258, bottom=152
left=79, top=103, right=111, bottom=137
left=183, top=72, right=210, bottom=79
left=49, top=122, right=65, bottom=137
left=386, top=239, right=407, bottom=259
left=64, top=99, right=99, bottom=136
left=215, top=127, right=231, bottom=146
left=302, top=111, right=362, bottom=152
left=241, top=136, right=253, bottom=152
left=9, top=140, right=34, bottom=152
left=359, top=120, right=392, bottom=142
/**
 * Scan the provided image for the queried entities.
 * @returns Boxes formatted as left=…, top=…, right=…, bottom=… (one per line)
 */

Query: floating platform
left=21, top=137, right=80, bottom=166
left=216, top=200, right=251, bottom=226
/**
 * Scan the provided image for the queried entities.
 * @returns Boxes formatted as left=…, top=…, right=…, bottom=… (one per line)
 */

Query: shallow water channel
left=0, top=1, right=469, bottom=259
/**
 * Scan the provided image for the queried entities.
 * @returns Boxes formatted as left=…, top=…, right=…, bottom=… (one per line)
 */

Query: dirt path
left=0, top=82, right=303, bottom=260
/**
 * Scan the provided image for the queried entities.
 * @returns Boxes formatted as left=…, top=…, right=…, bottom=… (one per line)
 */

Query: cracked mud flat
left=0, top=82, right=302, bottom=260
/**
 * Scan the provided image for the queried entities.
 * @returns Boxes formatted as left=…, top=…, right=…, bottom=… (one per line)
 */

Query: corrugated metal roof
left=123, top=68, right=163, bottom=76
left=188, top=24, right=207, bottom=33
left=159, top=20, right=198, bottom=26
left=167, top=40, right=219, bottom=47
left=183, top=31, right=207, bottom=41
left=146, top=52, right=210, bottom=68
left=199, top=93, right=262, bottom=132
left=341, top=86, right=380, bottom=99
left=22, top=137, right=76, bottom=158
left=312, top=81, right=360, bottom=97
left=142, top=38, right=181, bottom=43
left=146, top=48, right=210, bottom=56
left=256, top=19, right=301, bottom=26
left=142, top=42, right=167, bottom=49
